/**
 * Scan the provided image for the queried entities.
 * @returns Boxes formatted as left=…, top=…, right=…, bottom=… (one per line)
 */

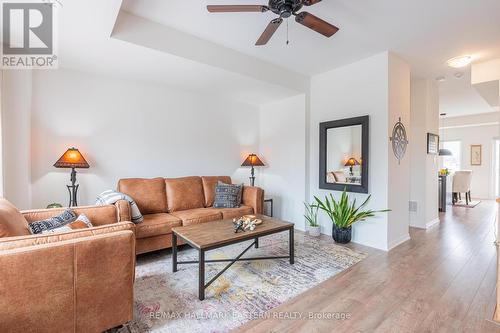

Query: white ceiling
left=57, top=0, right=301, bottom=106
left=439, top=69, right=498, bottom=117
left=121, top=0, right=500, bottom=116
left=58, top=0, right=500, bottom=113
left=122, top=0, right=500, bottom=77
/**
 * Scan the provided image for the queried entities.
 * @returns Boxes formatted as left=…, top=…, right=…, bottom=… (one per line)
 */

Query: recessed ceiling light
left=435, top=76, right=446, bottom=82
left=446, top=55, right=473, bottom=68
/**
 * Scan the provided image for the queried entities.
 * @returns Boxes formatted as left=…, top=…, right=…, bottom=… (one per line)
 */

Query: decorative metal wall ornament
left=389, top=117, right=409, bottom=164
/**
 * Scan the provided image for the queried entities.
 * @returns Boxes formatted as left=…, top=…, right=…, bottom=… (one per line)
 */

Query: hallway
left=237, top=201, right=500, bottom=332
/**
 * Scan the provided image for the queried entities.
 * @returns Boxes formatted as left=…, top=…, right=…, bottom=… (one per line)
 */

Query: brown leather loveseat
left=0, top=198, right=135, bottom=333
left=118, top=176, right=264, bottom=254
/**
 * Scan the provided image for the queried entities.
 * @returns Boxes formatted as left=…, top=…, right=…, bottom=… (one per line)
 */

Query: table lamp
left=54, top=147, right=89, bottom=207
left=344, top=157, right=360, bottom=176
left=241, top=153, right=265, bottom=186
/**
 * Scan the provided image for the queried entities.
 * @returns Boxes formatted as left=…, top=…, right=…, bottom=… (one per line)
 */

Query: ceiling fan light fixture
left=207, top=0, right=338, bottom=46
left=446, top=55, right=473, bottom=68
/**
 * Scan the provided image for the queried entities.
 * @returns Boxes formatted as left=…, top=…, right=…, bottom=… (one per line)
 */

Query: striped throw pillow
left=28, top=209, right=77, bottom=234
left=42, top=214, right=93, bottom=234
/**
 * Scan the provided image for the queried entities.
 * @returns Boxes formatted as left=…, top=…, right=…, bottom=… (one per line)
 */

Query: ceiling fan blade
left=295, top=12, right=339, bottom=37
left=303, top=0, right=322, bottom=5
left=207, top=5, right=268, bottom=13
left=255, top=18, right=283, bottom=46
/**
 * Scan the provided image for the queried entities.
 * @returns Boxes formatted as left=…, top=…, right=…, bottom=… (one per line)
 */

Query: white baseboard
left=294, top=224, right=306, bottom=232
left=410, top=218, right=440, bottom=230
left=387, top=234, right=410, bottom=251
left=425, top=218, right=440, bottom=229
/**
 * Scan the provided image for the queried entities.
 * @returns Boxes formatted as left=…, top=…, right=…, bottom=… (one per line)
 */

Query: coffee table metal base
left=172, top=229, right=294, bottom=301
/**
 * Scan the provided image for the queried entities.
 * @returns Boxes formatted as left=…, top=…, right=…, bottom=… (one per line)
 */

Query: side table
left=264, top=198, right=273, bottom=217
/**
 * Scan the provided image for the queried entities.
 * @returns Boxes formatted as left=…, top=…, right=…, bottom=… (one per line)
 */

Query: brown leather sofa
left=0, top=198, right=135, bottom=333
left=118, top=176, right=264, bottom=254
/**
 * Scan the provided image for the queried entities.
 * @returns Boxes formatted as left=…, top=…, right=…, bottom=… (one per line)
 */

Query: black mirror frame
left=319, top=115, right=369, bottom=194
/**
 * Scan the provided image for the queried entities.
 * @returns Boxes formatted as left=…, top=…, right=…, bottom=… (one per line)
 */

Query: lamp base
left=66, top=184, right=79, bottom=207
left=67, top=168, right=79, bottom=207
left=249, top=166, right=256, bottom=187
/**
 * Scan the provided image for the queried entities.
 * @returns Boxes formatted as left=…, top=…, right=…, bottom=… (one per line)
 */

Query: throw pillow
left=42, top=214, right=93, bottom=234
left=28, top=209, right=77, bottom=234
left=213, top=181, right=242, bottom=208
left=95, top=190, right=143, bottom=224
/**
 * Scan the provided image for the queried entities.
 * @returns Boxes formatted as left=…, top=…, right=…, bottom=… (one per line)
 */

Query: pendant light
left=439, top=113, right=453, bottom=156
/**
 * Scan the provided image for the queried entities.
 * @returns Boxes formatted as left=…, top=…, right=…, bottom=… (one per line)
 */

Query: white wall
left=409, top=78, right=439, bottom=229
left=258, top=94, right=307, bottom=229
left=440, top=113, right=499, bottom=199
left=387, top=53, right=411, bottom=249
left=2, top=53, right=416, bottom=252
left=30, top=69, right=260, bottom=208
left=310, top=52, right=389, bottom=250
left=309, top=52, right=410, bottom=251
left=2, top=70, right=32, bottom=209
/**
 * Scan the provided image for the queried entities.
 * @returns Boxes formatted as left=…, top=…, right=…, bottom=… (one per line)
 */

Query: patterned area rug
left=119, top=232, right=366, bottom=333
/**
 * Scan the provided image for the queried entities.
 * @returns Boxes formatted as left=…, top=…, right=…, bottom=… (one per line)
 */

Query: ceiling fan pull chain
left=286, top=19, right=290, bottom=45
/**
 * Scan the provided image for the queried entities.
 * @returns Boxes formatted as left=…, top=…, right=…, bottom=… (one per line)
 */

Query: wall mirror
left=319, top=116, right=369, bottom=193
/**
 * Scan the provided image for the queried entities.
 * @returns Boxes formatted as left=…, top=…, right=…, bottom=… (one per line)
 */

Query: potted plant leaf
left=314, top=189, right=389, bottom=244
left=304, top=202, right=320, bottom=237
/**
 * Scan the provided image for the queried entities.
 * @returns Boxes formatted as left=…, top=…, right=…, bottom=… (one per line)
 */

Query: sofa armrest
left=0, top=229, right=135, bottom=333
left=0, top=222, right=135, bottom=250
left=115, top=199, right=131, bottom=222
left=242, top=186, right=265, bottom=214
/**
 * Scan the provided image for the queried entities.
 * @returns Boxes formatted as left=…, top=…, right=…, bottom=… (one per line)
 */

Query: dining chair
left=452, top=170, right=473, bottom=205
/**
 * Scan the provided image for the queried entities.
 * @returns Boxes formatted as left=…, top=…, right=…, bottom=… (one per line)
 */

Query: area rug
left=454, top=200, right=481, bottom=208
left=118, top=232, right=366, bottom=333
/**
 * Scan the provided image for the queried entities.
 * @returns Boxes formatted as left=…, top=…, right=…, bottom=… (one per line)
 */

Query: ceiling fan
left=207, top=0, right=339, bottom=45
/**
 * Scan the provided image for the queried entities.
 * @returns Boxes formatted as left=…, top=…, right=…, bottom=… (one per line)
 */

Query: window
left=442, top=141, right=461, bottom=172
left=494, top=139, right=499, bottom=197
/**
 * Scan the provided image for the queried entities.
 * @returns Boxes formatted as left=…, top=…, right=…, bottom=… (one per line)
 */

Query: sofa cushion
left=171, top=208, right=223, bottom=226
left=201, top=176, right=232, bottom=207
left=333, top=171, right=347, bottom=183
left=118, top=178, right=168, bottom=214
left=165, top=176, right=205, bottom=212
left=0, top=198, right=30, bottom=238
left=212, top=205, right=254, bottom=219
left=135, top=213, right=182, bottom=239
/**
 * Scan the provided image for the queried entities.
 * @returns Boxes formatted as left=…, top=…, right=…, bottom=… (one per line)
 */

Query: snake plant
left=304, top=202, right=319, bottom=227
left=314, top=189, right=390, bottom=229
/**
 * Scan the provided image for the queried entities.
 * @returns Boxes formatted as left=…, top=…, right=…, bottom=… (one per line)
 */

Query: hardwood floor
left=235, top=200, right=500, bottom=333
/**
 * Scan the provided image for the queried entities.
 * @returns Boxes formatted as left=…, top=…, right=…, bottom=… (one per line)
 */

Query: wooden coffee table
left=171, top=215, right=294, bottom=300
